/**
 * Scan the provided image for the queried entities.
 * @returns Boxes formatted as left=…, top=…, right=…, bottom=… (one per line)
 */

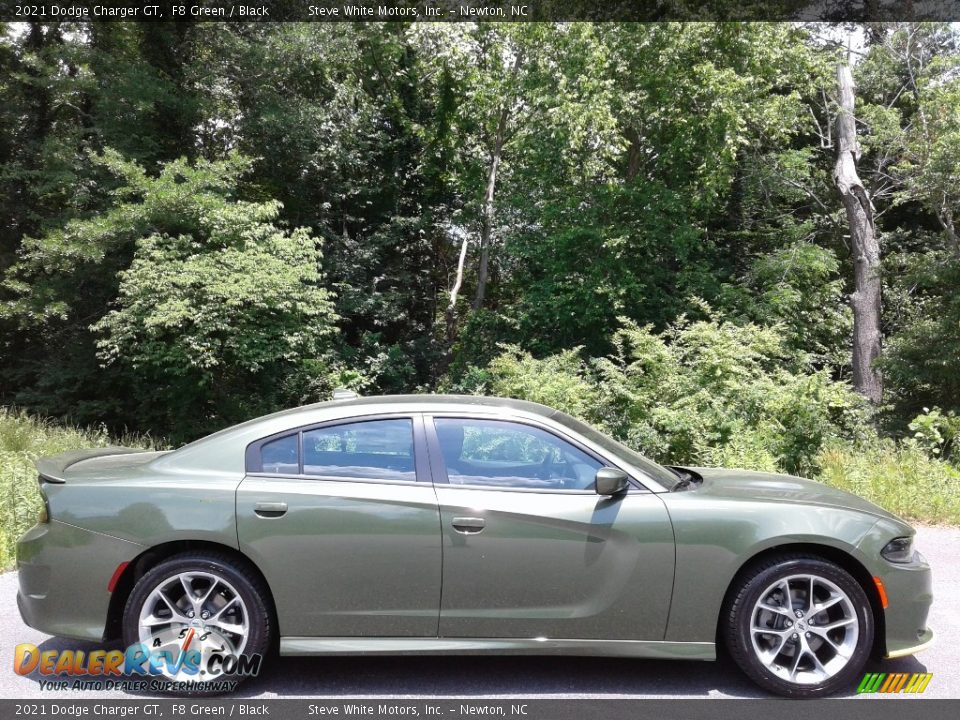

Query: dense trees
left=1, top=21, right=960, bottom=460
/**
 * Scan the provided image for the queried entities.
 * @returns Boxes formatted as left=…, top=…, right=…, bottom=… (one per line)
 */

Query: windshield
left=550, top=410, right=680, bottom=490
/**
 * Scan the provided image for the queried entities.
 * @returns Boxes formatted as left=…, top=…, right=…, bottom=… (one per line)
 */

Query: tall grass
left=817, top=440, right=960, bottom=525
left=0, top=407, right=156, bottom=569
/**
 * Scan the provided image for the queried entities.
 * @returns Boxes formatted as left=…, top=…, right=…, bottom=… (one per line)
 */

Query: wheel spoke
left=211, top=596, right=238, bottom=620
left=208, top=618, right=244, bottom=636
left=779, top=580, right=794, bottom=612
left=811, top=595, right=843, bottom=615
left=141, top=613, right=177, bottom=628
left=198, top=579, right=220, bottom=611
left=821, top=617, right=855, bottom=632
left=789, top=644, right=804, bottom=680
left=157, top=589, right=188, bottom=622
left=180, top=575, right=195, bottom=603
left=759, top=601, right=793, bottom=618
left=756, top=632, right=790, bottom=665
left=806, top=643, right=828, bottom=677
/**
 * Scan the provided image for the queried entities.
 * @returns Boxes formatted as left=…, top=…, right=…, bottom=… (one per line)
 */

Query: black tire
left=723, top=554, right=873, bottom=698
left=122, top=551, right=272, bottom=695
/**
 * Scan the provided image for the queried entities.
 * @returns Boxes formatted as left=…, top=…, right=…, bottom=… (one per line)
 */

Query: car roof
left=227, top=394, right=559, bottom=429
left=312, top=393, right=554, bottom=415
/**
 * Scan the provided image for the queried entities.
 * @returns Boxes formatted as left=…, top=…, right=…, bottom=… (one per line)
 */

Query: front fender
left=660, top=494, right=879, bottom=642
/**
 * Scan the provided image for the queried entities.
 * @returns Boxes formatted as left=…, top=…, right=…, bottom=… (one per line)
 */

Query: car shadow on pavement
left=235, top=656, right=769, bottom=698
left=232, top=652, right=929, bottom=699
left=15, top=636, right=929, bottom=699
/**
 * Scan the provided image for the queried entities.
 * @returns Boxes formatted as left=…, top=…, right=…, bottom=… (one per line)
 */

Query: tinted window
left=302, top=419, right=416, bottom=482
left=434, top=418, right=602, bottom=490
left=551, top=410, right=680, bottom=490
left=261, top=434, right=298, bottom=474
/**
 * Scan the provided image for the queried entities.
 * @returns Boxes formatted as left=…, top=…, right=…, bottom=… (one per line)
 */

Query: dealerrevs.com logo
left=857, top=672, right=933, bottom=694
left=14, top=642, right=262, bottom=693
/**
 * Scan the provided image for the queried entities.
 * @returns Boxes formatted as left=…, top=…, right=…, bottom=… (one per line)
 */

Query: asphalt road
left=1, top=525, right=957, bottom=700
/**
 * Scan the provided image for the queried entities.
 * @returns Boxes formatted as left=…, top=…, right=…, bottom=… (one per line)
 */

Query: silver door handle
left=452, top=517, right=485, bottom=534
left=254, top=501, right=288, bottom=517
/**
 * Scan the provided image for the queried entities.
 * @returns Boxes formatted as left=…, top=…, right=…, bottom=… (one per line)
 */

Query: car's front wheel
left=122, top=552, right=272, bottom=695
left=724, top=555, right=873, bottom=697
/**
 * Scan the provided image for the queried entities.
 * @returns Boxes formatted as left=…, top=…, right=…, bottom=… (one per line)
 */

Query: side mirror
left=595, top=467, right=629, bottom=496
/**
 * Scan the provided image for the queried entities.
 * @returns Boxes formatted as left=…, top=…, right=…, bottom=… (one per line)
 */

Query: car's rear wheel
left=122, top=552, right=271, bottom=695
left=724, top=555, right=873, bottom=697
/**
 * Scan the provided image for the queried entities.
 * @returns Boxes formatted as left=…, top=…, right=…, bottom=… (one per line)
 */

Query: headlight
left=881, top=536, right=915, bottom=563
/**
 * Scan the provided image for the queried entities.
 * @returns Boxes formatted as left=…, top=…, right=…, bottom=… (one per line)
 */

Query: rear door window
left=302, top=419, right=416, bottom=482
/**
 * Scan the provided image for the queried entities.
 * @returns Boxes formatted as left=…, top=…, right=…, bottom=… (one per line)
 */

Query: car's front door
left=427, top=415, right=675, bottom=641
left=237, top=414, right=442, bottom=638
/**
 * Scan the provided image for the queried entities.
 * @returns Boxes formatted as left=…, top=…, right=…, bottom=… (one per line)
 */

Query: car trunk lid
left=35, top=447, right=163, bottom=483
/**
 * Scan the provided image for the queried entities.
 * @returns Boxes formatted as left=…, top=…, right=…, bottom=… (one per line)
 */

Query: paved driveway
left=1, top=525, right=957, bottom=699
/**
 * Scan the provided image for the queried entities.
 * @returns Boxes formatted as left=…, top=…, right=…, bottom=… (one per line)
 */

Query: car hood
left=686, top=466, right=902, bottom=522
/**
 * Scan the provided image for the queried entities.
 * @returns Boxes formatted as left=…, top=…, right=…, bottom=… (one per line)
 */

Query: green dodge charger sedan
left=17, top=393, right=933, bottom=696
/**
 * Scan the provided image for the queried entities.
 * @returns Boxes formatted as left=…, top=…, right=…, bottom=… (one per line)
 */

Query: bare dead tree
left=834, top=63, right=883, bottom=404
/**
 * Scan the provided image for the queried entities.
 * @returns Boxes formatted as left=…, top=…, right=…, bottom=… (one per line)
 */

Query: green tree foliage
left=0, top=21, right=959, bottom=470
left=726, top=241, right=851, bottom=367
left=881, top=252, right=960, bottom=419
left=3, top=151, right=339, bottom=439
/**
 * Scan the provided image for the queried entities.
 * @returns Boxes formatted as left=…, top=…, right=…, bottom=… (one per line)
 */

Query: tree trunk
left=25, top=23, right=53, bottom=145
left=834, top=64, right=883, bottom=404
left=445, top=234, right=470, bottom=344
left=472, top=51, right=523, bottom=312
left=936, top=208, right=960, bottom=256
left=471, top=113, right=505, bottom=312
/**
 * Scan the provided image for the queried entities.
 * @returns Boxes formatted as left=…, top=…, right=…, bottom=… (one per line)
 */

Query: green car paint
left=17, top=394, right=932, bottom=665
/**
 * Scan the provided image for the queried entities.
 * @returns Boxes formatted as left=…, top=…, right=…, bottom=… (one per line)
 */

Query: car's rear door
left=427, top=414, right=675, bottom=641
left=237, top=414, right=442, bottom=638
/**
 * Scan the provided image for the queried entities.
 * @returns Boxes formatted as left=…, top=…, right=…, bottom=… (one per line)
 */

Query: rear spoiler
left=35, top=447, right=143, bottom=484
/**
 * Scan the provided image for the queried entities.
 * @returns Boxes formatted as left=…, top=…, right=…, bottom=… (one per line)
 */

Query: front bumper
left=886, top=627, right=934, bottom=659
left=17, top=520, right=142, bottom=641
left=857, top=523, right=934, bottom=659
left=879, top=552, right=934, bottom=658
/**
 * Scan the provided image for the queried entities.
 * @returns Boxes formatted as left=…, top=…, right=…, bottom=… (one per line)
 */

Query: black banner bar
left=0, top=700, right=958, bottom=720
left=2, top=0, right=960, bottom=23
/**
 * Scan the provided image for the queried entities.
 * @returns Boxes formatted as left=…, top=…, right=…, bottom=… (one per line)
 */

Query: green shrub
left=484, top=347, right=602, bottom=422
left=474, top=313, right=874, bottom=477
left=907, top=407, right=960, bottom=462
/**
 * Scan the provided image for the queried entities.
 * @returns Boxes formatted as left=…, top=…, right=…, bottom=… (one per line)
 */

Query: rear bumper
left=17, top=520, right=142, bottom=641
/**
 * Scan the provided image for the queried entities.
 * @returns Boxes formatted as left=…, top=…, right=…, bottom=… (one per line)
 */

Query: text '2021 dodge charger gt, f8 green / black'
left=17, top=394, right=933, bottom=696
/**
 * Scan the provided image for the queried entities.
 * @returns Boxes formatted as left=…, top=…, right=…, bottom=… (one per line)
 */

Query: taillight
left=37, top=475, right=51, bottom=523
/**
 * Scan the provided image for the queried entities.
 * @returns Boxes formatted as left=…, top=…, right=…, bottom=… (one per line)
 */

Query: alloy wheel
left=749, top=573, right=859, bottom=685
left=137, top=571, right=250, bottom=680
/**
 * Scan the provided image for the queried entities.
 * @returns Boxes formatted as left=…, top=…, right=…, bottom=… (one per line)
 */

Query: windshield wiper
left=668, top=466, right=695, bottom=491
